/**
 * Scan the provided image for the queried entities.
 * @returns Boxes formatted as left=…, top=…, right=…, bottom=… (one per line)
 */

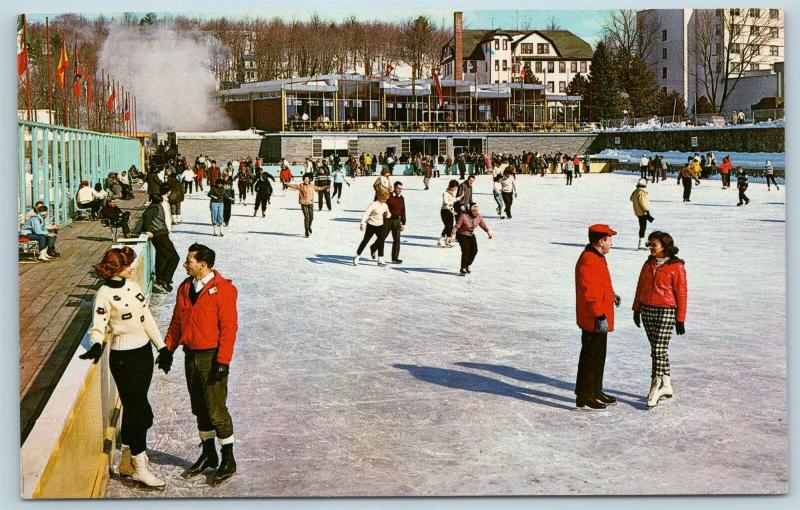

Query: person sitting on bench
left=76, top=180, right=102, bottom=219
left=99, top=198, right=132, bottom=238
left=20, top=205, right=60, bottom=260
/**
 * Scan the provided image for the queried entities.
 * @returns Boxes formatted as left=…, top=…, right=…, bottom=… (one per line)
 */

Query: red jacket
left=632, top=257, right=688, bottom=322
left=717, top=160, right=732, bottom=174
left=575, top=245, right=615, bottom=333
left=165, top=270, right=239, bottom=364
left=207, top=165, right=221, bottom=185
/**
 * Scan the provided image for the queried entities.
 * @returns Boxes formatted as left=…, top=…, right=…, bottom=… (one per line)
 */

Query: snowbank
left=603, top=117, right=784, bottom=132
left=595, top=148, right=784, bottom=169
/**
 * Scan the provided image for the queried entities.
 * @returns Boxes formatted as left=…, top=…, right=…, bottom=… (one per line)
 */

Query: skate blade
left=120, top=477, right=166, bottom=492
left=209, top=472, right=236, bottom=487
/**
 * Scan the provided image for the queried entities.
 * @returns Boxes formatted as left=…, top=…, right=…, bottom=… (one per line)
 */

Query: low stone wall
left=589, top=126, right=784, bottom=154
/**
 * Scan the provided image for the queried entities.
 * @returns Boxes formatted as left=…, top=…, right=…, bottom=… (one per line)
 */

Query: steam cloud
left=97, top=22, right=233, bottom=132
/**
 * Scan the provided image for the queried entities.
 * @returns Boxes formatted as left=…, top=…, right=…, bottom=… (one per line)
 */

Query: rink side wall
left=589, top=126, right=784, bottom=154
left=20, top=239, right=155, bottom=499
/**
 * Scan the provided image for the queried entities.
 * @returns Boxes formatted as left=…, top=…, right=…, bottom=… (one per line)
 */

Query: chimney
left=454, top=11, right=464, bottom=81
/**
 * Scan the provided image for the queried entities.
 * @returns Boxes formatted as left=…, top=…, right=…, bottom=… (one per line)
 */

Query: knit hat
left=637, top=178, right=647, bottom=188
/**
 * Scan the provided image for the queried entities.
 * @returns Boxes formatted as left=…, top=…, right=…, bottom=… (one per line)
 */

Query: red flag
left=73, top=61, right=83, bottom=98
left=85, top=71, right=93, bottom=103
left=17, top=15, right=28, bottom=76
left=55, top=41, right=70, bottom=90
left=432, top=68, right=444, bottom=108
left=519, top=66, right=526, bottom=82
left=123, top=97, right=131, bottom=121
left=106, top=84, right=116, bottom=111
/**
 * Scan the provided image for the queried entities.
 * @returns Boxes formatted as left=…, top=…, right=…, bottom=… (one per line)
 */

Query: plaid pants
left=640, top=305, right=676, bottom=377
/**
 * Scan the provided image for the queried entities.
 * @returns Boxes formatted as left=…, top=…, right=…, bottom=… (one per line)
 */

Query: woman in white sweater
left=79, top=246, right=169, bottom=491
left=353, top=190, right=391, bottom=266
left=439, top=179, right=463, bottom=247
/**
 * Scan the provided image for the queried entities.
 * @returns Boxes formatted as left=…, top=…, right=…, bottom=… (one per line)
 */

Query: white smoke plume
left=97, top=21, right=233, bottom=132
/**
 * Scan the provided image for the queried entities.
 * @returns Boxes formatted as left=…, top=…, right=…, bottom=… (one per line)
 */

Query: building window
left=537, top=43, right=549, bottom=55
left=662, top=48, right=667, bottom=59
left=750, top=63, right=760, bottom=70
left=521, top=43, right=533, bottom=54
left=495, top=40, right=500, bottom=50
left=752, top=45, right=762, bottom=56
left=580, top=61, right=587, bottom=73
left=770, top=9, right=779, bottom=19
left=502, top=60, right=508, bottom=71
left=547, top=61, right=554, bottom=73
left=495, top=60, right=499, bottom=71
left=730, top=43, right=741, bottom=54
left=751, top=25, right=760, bottom=35
left=715, top=24, right=722, bottom=36
left=731, top=62, right=742, bottom=73
left=749, top=8, right=760, bottom=17
left=547, top=81, right=554, bottom=92
left=558, top=81, right=566, bottom=93
left=558, top=61, right=566, bottom=73
left=535, top=61, right=543, bottom=72
left=770, top=45, right=779, bottom=56
left=571, top=61, right=577, bottom=72
left=729, top=8, right=740, bottom=16
left=662, top=29, right=667, bottom=41
left=770, top=27, right=779, bottom=37
left=503, top=39, right=508, bottom=50
left=662, top=67, right=667, bottom=79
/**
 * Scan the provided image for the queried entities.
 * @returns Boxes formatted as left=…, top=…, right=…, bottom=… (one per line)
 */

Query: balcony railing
left=284, top=120, right=593, bottom=133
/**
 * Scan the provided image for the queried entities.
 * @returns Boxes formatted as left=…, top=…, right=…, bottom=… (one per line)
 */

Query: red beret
left=588, top=224, right=617, bottom=236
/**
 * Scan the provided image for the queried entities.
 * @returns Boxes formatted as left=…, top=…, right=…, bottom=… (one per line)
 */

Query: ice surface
left=106, top=173, right=787, bottom=497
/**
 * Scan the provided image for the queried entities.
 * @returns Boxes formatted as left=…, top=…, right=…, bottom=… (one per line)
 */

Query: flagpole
left=62, top=33, right=68, bottom=127
left=73, top=42, right=79, bottom=130
left=112, top=79, right=117, bottom=135
left=134, top=95, right=137, bottom=136
left=46, top=17, right=53, bottom=125
left=22, top=14, right=32, bottom=121
left=121, top=84, right=125, bottom=135
left=101, top=70, right=105, bottom=132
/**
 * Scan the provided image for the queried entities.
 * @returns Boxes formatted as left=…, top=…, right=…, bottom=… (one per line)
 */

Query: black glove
left=675, top=322, right=686, bottom=335
left=614, top=294, right=621, bottom=307
left=209, top=362, right=229, bottom=383
left=155, top=347, right=173, bottom=374
left=633, top=310, right=641, bottom=328
left=646, top=212, right=655, bottom=223
left=79, top=343, right=104, bottom=364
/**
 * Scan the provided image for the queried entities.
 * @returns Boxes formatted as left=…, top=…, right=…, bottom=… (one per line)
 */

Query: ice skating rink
left=107, top=173, right=787, bottom=497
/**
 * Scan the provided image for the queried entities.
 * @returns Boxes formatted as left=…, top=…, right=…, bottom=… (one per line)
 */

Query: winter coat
left=575, top=245, right=616, bottom=333
left=207, top=165, right=221, bottom=185
left=134, top=201, right=168, bottom=237
left=255, top=176, right=274, bottom=196
left=717, top=160, right=732, bottom=174
left=630, top=188, right=649, bottom=217
left=168, top=179, right=184, bottom=203
left=165, top=270, right=239, bottom=365
left=632, top=256, right=687, bottom=322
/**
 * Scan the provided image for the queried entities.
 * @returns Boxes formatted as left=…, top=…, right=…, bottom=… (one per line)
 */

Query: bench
left=99, top=218, right=121, bottom=240
left=18, top=215, right=40, bottom=262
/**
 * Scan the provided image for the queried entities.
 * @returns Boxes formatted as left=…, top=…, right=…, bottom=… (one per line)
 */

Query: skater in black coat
left=736, top=167, right=750, bottom=206
left=253, top=171, right=276, bottom=217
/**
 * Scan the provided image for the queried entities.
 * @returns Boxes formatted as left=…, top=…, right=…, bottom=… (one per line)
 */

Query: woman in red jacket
left=632, top=231, right=688, bottom=408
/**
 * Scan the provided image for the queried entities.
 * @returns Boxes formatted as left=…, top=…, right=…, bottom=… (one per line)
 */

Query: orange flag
left=55, top=41, right=70, bottom=90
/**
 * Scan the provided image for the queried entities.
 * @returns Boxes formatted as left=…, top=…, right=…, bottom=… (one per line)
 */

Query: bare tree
left=400, top=16, right=436, bottom=122
left=602, top=9, right=659, bottom=63
left=688, top=9, right=781, bottom=113
left=545, top=15, right=562, bottom=31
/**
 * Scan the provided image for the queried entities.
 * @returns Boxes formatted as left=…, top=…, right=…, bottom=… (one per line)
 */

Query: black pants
left=638, top=215, right=648, bottom=238
left=183, top=180, right=193, bottom=194
left=651, top=170, right=659, bottom=182
left=681, top=177, right=693, bottom=201
left=575, top=330, right=608, bottom=399
left=184, top=349, right=233, bottom=440
left=151, top=234, right=180, bottom=285
left=114, top=211, right=132, bottom=237
left=640, top=167, right=648, bottom=178
left=78, top=199, right=103, bottom=218
left=254, top=193, right=270, bottom=213
left=456, top=233, right=478, bottom=269
left=301, top=204, right=314, bottom=235
left=440, top=209, right=454, bottom=237
left=381, top=218, right=402, bottom=261
left=332, top=183, right=343, bottom=200
left=238, top=182, right=248, bottom=201
left=318, top=190, right=331, bottom=210
left=565, top=171, right=573, bottom=185
left=223, top=199, right=232, bottom=225
left=196, top=179, right=204, bottom=192
left=738, top=186, right=750, bottom=204
left=110, top=343, right=154, bottom=456
left=721, top=173, right=731, bottom=187
left=501, top=192, right=514, bottom=218
left=121, top=183, right=133, bottom=198
left=766, top=175, right=779, bottom=188
left=357, top=224, right=387, bottom=256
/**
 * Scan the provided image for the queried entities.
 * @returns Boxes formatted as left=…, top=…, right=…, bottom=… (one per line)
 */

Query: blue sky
left=26, top=6, right=611, bottom=48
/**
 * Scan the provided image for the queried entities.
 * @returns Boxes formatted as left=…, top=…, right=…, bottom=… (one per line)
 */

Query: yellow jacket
left=630, top=188, right=649, bottom=217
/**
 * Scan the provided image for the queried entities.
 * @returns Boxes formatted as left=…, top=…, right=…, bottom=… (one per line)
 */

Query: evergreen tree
left=567, top=73, right=590, bottom=121
left=588, top=41, right=623, bottom=121
left=624, top=56, right=658, bottom=118
left=654, top=89, right=687, bottom=118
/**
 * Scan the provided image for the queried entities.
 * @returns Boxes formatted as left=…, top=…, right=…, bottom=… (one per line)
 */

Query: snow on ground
left=106, top=173, right=787, bottom=497
left=603, top=117, right=784, bottom=132
left=596, top=148, right=785, bottom=170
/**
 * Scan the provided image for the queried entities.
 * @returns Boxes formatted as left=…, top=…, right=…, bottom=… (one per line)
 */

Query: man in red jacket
left=159, top=243, right=239, bottom=485
left=574, top=224, right=621, bottom=410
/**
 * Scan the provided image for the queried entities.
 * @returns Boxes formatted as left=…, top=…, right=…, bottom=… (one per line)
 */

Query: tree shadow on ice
left=247, top=231, right=305, bottom=237
left=330, top=217, right=361, bottom=222
left=390, top=266, right=461, bottom=276
left=550, top=242, right=641, bottom=252
left=307, top=254, right=358, bottom=266
left=392, top=364, right=574, bottom=410
left=750, top=219, right=785, bottom=223
left=403, top=234, right=439, bottom=241
left=455, top=362, right=644, bottom=407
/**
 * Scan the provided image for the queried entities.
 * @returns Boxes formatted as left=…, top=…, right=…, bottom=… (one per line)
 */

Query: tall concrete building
left=641, top=8, right=784, bottom=116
